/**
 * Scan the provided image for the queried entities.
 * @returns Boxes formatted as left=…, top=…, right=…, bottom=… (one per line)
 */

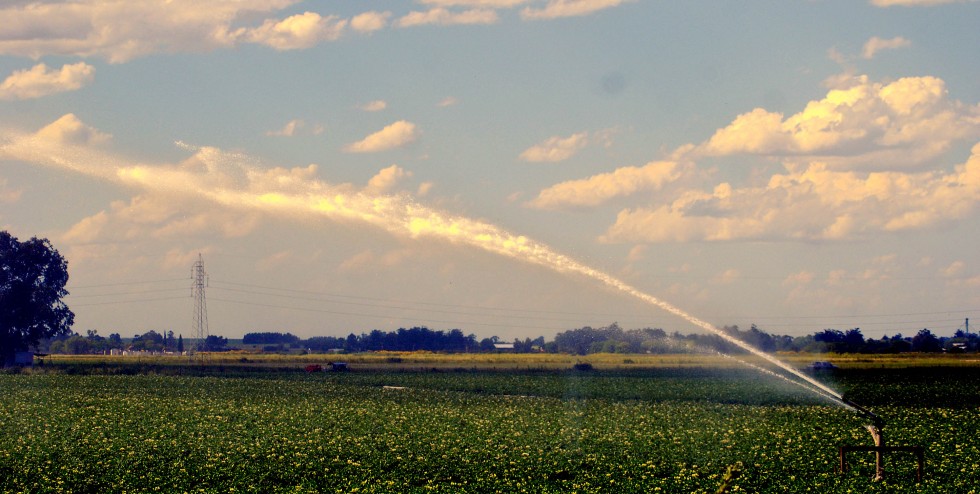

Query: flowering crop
left=1, top=366, right=977, bottom=493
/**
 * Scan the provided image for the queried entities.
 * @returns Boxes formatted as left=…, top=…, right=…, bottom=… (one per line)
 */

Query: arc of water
left=8, top=134, right=848, bottom=405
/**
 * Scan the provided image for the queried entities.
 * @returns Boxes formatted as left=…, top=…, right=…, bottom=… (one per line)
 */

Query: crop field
left=2, top=357, right=979, bottom=493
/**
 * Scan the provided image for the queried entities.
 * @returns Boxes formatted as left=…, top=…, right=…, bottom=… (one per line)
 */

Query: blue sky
left=1, top=0, right=979, bottom=341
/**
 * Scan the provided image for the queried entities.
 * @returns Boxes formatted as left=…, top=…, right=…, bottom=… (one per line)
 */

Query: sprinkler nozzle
left=841, top=397, right=884, bottom=429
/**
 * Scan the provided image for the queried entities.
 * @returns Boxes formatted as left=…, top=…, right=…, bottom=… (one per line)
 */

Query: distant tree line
left=39, top=322, right=978, bottom=357
left=546, top=323, right=978, bottom=355
left=41, top=329, right=231, bottom=354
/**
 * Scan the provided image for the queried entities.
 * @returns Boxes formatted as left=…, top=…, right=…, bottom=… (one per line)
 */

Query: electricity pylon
left=191, top=253, right=209, bottom=357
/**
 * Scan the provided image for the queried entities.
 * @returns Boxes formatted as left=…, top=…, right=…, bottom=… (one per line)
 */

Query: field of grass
left=2, top=354, right=979, bottom=493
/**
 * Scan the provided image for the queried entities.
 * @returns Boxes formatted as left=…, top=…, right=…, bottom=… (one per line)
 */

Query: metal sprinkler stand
left=837, top=398, right=924, bottom=482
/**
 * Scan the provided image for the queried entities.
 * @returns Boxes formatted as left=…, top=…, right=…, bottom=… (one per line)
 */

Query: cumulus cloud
left=0, top=1, right=377, bottom=62
left=0, top=1, right=634, bottom=62
left=519, top=132, right=589, bottom=162
left=0, top=62, right=94, bottom=100
left=358, top=100, right=388, bottom=112
left=0, top=0, right=299, bottom=62
left=244, top=11, right=347, bottom=50
left=35, top=113, right=112, bottom=146
left=267, top=119, right=302, bottom=137
left=396, top=8, right=499, bottom=27
left=344, top=121, right=419, bottom=153
left=697, top=75, right=980, bottom=169
left=417, top=182, right=435, bottom=196
left=365, top=165, right=412, bottom=193
left=599, top=143, right=980, bottom=243
left=521, top=0, right=631, bottom=20
left=862, top=36, right=911, bottom=59
left=350, top=11, right=391, bottom=33
left=63, top=194, right=262, bottom=245
left=528, top=160, right=683, bottom=210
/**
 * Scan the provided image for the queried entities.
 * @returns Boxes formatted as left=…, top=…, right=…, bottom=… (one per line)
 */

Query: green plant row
left=1, top=369, right=977, bottom=493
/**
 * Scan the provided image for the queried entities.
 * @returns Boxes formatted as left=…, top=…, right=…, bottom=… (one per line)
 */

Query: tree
left=911, top=328, right=941, bottom=353
left=201, top=334, right=228, bottom=352
left=1, top=231, right=74, bottom=365
left=202, top=335, right=228, bottom=351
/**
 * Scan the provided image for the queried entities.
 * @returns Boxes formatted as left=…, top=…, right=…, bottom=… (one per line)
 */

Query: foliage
left=1, top=364, right=978, bottom=492
left=0, top=231, right=74, bottom=365
left=547, top=323, right=978, bottom=356
left=201, top=335, right=229, bottom=352
left=243, top=332, right=301, bottom=346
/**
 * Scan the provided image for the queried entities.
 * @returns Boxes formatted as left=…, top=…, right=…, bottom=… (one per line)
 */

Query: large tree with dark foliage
left=1, top=231, right=74, bottom=365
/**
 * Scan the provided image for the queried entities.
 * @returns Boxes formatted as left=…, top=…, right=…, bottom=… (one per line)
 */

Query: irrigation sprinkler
left=837, top=397, right=923, bottom=482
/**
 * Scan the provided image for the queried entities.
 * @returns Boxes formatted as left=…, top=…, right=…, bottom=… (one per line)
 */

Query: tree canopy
left=1, top=231, right=74, bottom=365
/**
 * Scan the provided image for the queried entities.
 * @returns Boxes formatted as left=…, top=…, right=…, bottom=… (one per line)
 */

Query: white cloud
left=697, top=75, right=980, bottom=169
left=267, top=119, right=302, bottom=137
left=350, top=11, right=391, bottom=33
left=862, top=36, right=911, bottom=59
left=366, top=165, right=412, bottom=193
left=0, top=0, right=299, bottom=62
left=63, top=194, right=262, bottom=246
left=519, top=132, right=589, bottom=162
left=941, top=260, right=966, bottom=277
left=344, top=121, right=419, bottom=153
left=528, top=160, right=683, bottom=210
left=396, top=8, right=499, bottom=27
left=244, top=12, right=347, bottom=50
left=521, top=0, right=631, bottom=20
left=35, top=113, right=111, bottom=146
left=599, top=143, right=980, bottom=243
left=0, top=62, right=94, bottom=100
left=359, top=100, right=388, bottom=112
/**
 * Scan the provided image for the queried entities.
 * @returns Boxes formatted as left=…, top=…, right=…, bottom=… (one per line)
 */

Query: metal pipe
left=841, top=397, right=884, bottom=429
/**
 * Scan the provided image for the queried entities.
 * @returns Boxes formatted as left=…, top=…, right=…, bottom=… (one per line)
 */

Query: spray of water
left=3, top=129, right=846, bottom=404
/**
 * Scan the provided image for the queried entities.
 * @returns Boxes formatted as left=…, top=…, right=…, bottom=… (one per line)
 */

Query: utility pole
left=191, top=253, right=209, bottom=356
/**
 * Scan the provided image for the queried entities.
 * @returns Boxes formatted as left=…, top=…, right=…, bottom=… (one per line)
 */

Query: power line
left=67, top=287, right=189, bottom=299
left=69, top=278, right=190, bottom=289
left=207, top=296, right=573, bottom=332
left=70, top=295, right=190, bottom=307
left=208, top=285, right=610, bottom=325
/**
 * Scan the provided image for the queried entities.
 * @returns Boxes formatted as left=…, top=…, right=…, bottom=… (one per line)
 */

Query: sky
left=1, top=0, right=979, bottom=342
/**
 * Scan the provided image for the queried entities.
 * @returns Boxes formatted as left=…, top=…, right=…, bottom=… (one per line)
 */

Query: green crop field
left=2, top=356, right=978, bottom=493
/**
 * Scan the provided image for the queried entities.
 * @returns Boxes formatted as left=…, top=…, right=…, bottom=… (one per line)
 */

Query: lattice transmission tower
left=191, top=253, right=209, bottom=355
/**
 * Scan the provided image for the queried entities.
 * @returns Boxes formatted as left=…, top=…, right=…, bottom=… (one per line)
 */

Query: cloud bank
left=0, top=62, right=94, bottom=100
left=525, top=74, right=980, bottom=245
left=0, top=1, right=633, bottom=62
